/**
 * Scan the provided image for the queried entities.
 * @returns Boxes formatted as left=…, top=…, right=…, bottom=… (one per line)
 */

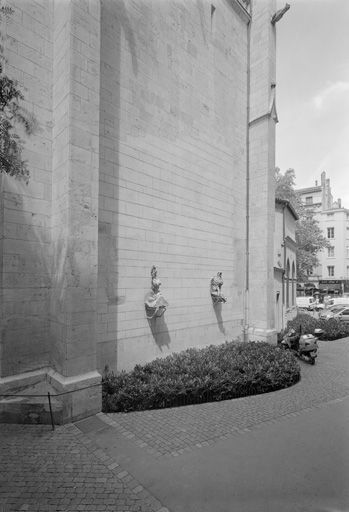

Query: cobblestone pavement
left=102, top=339, right=349, bottom=457
left=0, top=423, right=168, bottom=512
left=0, top=338, right=348, bottom=511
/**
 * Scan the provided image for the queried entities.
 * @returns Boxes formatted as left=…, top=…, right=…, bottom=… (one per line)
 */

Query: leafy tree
left=274, top=168, right=302, bottom=210
left=0, top=3, right=37, bottom=183
left=296, top=215, right=329, bottom=282
left=275, top=168, right=329, bottom=282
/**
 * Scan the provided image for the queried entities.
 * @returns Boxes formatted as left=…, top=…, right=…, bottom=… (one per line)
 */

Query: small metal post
left=48, top=392, right=55, bottom=431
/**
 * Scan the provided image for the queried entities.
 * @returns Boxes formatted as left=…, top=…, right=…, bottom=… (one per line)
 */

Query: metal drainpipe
left=243, top=9, right=252, bottom=343
left=282, top=203, right=286, bottom=331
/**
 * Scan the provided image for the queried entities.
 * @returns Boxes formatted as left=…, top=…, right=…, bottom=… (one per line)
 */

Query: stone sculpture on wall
left=210, top=272, right=227, bottom=304
left=145, top=266, right=169, bottom=319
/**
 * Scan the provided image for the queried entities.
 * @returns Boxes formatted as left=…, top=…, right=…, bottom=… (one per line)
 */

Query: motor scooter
left=281, top=326, right=324, bottom=365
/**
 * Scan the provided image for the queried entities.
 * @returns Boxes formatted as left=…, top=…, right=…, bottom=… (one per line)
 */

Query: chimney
left=315, top=180, right=318, bottom=186
left=321, top=172, right=326, bottom=210
left=338, top=198, right=342, bottom=208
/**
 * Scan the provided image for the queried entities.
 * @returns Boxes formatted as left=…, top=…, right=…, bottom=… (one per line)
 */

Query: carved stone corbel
left=144, top=266, right=169, bottom=319
left=210, top=272, right=227, bottom=305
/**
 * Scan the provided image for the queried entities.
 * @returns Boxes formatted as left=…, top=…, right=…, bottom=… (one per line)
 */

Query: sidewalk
left=93, top=395, right=349, bottom=512
left=1, top=338, right=349, bottom=512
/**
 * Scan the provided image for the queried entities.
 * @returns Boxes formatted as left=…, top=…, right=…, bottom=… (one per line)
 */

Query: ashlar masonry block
left=49, top=0, right=101, bottom=417
left=248, top=0, right=277, bottom=343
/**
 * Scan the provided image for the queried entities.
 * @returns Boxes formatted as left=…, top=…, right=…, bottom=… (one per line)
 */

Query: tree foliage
left=0, top=4, right=37, bottom=182
left=274, top=168, right=302, bottom=211
left=275, top=168, right=329, bottom=282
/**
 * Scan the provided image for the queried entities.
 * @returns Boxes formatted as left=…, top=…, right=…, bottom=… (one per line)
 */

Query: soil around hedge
left=103, top=341, right=301, bottom=413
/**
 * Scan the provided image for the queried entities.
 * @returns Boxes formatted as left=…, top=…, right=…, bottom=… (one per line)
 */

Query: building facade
left=274, top=199, right=298, bottom=333
left=315, top=207, right=349, bottom=294
left=297, top=171, right=334, bottom=213
left=297, top=172, right=349, bottom=295
left=0, top=0, right=280, bottom=421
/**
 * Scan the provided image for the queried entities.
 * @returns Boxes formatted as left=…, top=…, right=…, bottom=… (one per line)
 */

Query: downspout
left=243, top=8, right=252, bottom=343
left=282, top=203, right=286, bottom=331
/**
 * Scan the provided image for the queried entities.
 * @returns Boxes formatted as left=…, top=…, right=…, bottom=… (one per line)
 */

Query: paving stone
left=0, top=423, right=162, bottom=512
left=101, top=339, right=349, bottom=457
left=1, top=339, right=349, bottom=512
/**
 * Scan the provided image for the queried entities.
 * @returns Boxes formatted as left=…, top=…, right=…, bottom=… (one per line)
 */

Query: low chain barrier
left=0, top=382, right=102, bottom=431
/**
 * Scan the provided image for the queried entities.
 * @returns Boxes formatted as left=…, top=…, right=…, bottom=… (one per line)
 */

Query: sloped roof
left=275, top=197, right=299, bottom=220
left=296, top=186, right=321, bottom=194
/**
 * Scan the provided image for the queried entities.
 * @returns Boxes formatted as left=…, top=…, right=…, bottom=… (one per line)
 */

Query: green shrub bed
left=102, top=341, right=300, bottom=413
left=286, top=313, right=349, bottom=341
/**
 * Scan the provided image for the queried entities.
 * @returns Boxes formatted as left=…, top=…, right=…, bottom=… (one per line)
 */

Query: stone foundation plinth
left=0, top=368, right=101, bottom=424
left=248, top=328, right=277, bottom=345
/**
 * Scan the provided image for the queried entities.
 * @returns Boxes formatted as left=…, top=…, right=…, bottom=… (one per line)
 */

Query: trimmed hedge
left=286, top=313, right=349, bottom=341
left=102, top=341, right=300, bottom=413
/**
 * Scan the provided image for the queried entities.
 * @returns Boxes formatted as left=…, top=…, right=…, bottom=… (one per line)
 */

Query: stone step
left=0, top=381, right=64, bottom=425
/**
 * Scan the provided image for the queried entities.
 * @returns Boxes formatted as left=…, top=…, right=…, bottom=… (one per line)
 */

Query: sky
left=275, top=0, right=349, bottom=206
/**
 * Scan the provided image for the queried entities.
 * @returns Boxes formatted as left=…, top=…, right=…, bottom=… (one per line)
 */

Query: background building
left=274, top=199, right=298, bottom=333
left=297, top=171, right=333, bottom=213
left=297, top=172, right=349, bottom=295
left=316, top=207, right=349, bottom=294
left=0, top=0, right=279, bottom=421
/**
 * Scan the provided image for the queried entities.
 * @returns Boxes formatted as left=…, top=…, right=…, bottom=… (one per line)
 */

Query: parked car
left=319, top=304, right=344, bottom=318
left=323, top=297, right=335, bottom=307
left=331, top=297, right=349, bottom=306
left=308, top=301, right=325, bottom=311
left=320, top=305, right=349, bottom=322
left=296, top=296, right=315, bottom=310
left=334, top=307, right=349, bottom=323
left=323, top=303, right=349, bottom=312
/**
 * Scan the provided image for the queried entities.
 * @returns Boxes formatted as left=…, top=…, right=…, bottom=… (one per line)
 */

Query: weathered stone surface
left=248, top=0, right=277, bottom=343
left=97, top=0, right=249, bottom=370
left=0, top=0, right=277, bottom=419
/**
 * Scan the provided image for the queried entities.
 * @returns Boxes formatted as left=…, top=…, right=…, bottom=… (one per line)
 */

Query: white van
left=331, top=297, right=349, bottom=306
left=296, top=296, right=315, bottom=310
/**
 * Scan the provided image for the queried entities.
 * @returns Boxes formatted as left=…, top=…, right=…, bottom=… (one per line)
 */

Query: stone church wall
left=0, top=0, right=53, bottom=377
left=97, top=0, right=248, bottom=371
left=0, top=0, right=277, bottom=409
